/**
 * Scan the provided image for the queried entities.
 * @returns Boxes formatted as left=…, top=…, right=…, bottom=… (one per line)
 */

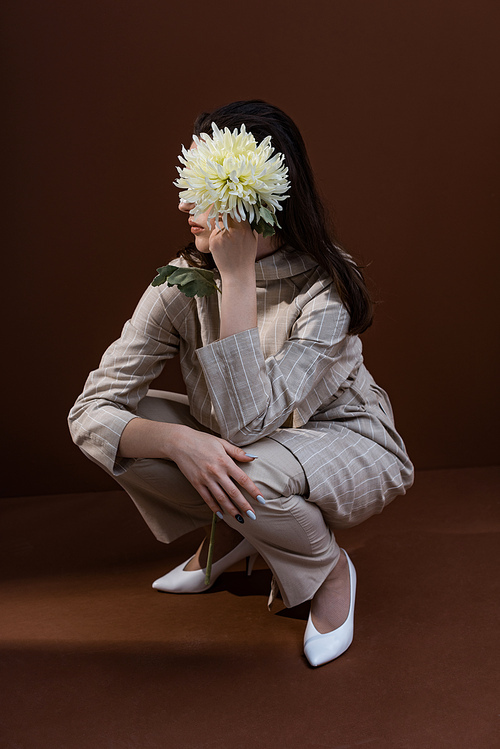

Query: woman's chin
left=194, top=238, right=211, bottom=253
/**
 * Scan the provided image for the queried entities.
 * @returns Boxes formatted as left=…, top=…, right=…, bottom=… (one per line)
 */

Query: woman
left=68, top=100, right=413, bottom=667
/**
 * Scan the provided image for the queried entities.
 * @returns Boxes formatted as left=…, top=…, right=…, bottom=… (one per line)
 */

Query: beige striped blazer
left=68, top=248, right=413, bottom=525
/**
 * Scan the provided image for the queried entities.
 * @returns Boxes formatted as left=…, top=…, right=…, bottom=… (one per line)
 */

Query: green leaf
left=151, top=264, right=219, bottom=298
left=151, top=264, right=176, bottom=286
left=260, top=221, right=278, bottom=238
left=251, top=216, right=276, bottom=238
left=259, top=205, right=274, bottom=224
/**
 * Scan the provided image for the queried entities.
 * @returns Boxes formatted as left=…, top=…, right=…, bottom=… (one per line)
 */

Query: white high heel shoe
left=303, top=550, right=357, bottom=667
left=152, top=537, right=258, bottom=594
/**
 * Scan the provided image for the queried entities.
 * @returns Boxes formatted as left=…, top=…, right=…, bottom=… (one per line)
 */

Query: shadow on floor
left=1, top=466, right=499, bottom=749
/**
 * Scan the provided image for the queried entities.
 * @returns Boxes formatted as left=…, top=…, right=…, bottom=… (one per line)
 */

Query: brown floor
left=1, top=466, right=499, bottom=749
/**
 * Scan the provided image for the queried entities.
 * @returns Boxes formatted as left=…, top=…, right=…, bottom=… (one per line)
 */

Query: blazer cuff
left=195, top=328, right=267, bottom=437
left=72, top=410, right=140, bottom=477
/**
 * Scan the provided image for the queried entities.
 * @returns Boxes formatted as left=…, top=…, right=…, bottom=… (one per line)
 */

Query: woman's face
left=178, top=200, right=213, bottom=253
left=177, top=138, right=215, bottom=253
left=177, top=140, right=278, bottom=261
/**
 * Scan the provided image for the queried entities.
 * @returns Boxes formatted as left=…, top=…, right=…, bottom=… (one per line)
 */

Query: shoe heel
left=246, top=552, right=258, bottom=576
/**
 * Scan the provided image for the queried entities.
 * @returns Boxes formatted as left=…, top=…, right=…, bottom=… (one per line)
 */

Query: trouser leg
left=114, top=455, right=214, bottom=543
left=114, top=392, right=214, bottom=542
left=115, top=393, right=341, bottom=609
left=222, top=436, right=341, bottom=609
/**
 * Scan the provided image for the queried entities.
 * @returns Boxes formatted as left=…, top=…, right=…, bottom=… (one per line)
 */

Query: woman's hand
left=169, top=425, right=263, bottom=521
left=118, top=419, right=263, bottom=520
left=208, top=214, right=258, bottom=279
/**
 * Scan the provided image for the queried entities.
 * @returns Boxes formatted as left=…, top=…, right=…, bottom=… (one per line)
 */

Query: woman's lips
left=188, top=220, right=205, bottom=234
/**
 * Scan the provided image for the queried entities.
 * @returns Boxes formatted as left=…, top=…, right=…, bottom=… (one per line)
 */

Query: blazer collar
left=254, top=247, right=318, bottom=281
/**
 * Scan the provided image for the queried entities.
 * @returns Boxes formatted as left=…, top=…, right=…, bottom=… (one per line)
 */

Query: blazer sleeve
left=195, top=280, right=361, bottom=446
left=68, top=284, right=184, bottom=476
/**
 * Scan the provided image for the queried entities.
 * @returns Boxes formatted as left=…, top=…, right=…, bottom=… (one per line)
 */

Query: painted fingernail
left=256, top=495, right=266, bottom=505
left=235, top=514, right=245, bottom=524
left=246, top=510, right=257, bottom=520
left=245, top=453, right=259, bottom=458
left=216, top=511, right=223, bottom=519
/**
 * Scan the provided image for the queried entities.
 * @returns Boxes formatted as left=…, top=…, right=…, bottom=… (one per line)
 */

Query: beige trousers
left=114, top=391, right=341, bottom=608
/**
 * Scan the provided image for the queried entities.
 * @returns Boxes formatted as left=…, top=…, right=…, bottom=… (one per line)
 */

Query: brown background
left=3, top=0, right=499, bottom=498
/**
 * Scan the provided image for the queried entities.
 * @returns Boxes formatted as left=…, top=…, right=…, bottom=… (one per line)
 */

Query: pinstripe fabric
left=69, top=247, right=413, bottom=525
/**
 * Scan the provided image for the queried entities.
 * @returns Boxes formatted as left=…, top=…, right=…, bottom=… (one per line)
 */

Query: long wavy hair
left=177, top=100, right=373, bottom=335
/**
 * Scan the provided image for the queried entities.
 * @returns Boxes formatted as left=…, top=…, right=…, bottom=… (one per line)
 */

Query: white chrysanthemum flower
left=174, top=122, right=290, bottom=234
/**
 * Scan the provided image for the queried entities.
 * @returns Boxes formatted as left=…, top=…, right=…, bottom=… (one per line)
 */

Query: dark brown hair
left=177, top=100, right=373, bottom=334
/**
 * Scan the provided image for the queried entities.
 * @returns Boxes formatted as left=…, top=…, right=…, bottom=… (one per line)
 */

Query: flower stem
left=204, top=512, right=218, bottom=586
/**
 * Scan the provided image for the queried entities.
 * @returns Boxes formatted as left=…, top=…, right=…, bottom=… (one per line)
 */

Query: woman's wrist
left=118, top=418, right=185, bottom=461
left=218, top=264, right=256, bottom=286
left=218, top=273, right=257, bottom=339
left=162, top=423, right=189, bottom=462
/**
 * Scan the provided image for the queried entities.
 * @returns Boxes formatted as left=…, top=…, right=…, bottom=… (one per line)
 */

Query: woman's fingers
left=194, top=484, right=225, bottom=519
left=223, top=442, right=256, bottom=463
left=193, top=472, right=256, bottom=522
left=210, top=473, right=258, bottom=522
left=220, top=441, right=266, bottom=507
left=200, top=456, right=259, bottom=521
left=170, top=428, right=265, bottom=519
left=209, top=215, right=257, bottom=255
left=205, top=485, right=250, bottom=523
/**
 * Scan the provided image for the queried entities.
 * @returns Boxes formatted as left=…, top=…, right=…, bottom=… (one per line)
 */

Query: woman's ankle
left=310, top=550, right=350, bottom=633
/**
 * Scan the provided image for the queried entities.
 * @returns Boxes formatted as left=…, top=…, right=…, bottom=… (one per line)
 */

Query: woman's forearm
left=218, top=270, right=257, bottom=340
left=117, top=417, right=184, bottom=460
left=207, top=216, right=259, bottom=340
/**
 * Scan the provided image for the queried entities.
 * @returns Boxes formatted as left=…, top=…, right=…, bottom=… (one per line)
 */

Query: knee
left=121, top=457, right=179, bottom=484
left=237, top=439, right=307, bottom=500
left=117, top=457, right=210, bottom=515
